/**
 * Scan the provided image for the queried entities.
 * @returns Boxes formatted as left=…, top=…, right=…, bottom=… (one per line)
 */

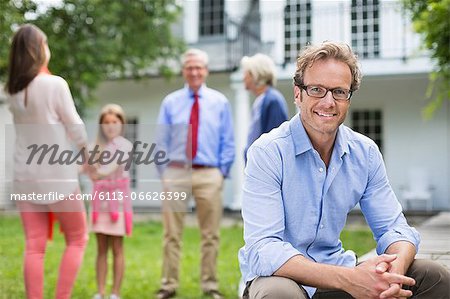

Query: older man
left=239, top=42, right=449, bottom=299
left=156, top=48, right=235, bottom=299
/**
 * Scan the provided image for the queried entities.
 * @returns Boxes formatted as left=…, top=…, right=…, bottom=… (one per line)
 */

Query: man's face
left=295, top=58, right=352, bottom=139
left=182, top=55, right=208, bottom=91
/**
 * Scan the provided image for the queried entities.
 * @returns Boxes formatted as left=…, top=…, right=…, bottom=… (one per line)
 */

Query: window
left=284, top=0, right=311, bottom=63
left=124, top=118, right=138, bottom=188
left=351, top=0, right=380, bottom=58
left=351, top=110, right=383, bottom=151
left=199, top=0, right=225, bottom=37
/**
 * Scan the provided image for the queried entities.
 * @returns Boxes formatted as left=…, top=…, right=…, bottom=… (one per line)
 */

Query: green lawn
left=0, top=215, right=375, bottom=299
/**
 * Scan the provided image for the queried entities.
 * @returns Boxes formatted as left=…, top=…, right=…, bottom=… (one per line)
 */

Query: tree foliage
left=1, top=0, right=185, bottom=115
left=0, top=1, right=38, bottom=79
left=403, top=0, right=450, bottom=118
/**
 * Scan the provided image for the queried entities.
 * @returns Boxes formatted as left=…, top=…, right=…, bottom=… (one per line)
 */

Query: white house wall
left=0, top=89, right=13, bottom=209
left=348, top=74, right=450, bottom=210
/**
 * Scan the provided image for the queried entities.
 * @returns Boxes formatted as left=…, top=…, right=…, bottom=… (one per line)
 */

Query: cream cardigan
left=7, top=73, right=87, bottom=202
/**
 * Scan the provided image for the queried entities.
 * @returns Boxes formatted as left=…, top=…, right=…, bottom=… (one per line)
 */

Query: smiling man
left=239, top=42, right=449, bottom=299
left=156, top=48, right=235, bottom=299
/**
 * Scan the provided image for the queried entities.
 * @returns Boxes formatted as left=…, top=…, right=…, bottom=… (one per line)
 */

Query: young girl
left=91, top=104, right=133, bottom=299
left=6, top=24, right=89, bottom=299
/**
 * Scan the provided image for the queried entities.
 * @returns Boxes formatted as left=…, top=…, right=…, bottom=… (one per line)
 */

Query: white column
left=226, top=0, right=251, bottom=19
left=230, top=74, right=250, bottom=210
left=183, top=0, right=199, bottom=44
left=225, top=0, right=252, bottom=41
left=260, top=0, right=286, bottom=65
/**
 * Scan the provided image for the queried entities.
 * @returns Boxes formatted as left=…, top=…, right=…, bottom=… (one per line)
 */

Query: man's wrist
left=389, top=259, right=407, bottom=276
left=334, top=266, right=354, bottom=292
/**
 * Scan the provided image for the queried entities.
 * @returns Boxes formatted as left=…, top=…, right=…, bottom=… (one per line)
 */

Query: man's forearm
left=273, top=255, right=353, bottom=291
left=384, top=241, right=416, bottom=274
left=274, top=253, right=416, bottom=299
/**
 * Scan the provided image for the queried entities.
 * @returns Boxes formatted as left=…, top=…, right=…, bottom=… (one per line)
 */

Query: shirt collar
left=335, top=124, right=350, bottom=158
left=184, top=84, right=206, bottom=99
left=289, top=114, right=349, bottom=157
left=253, top=92, right=265, bottom=107
left=289, top=114, right=313, bottom=156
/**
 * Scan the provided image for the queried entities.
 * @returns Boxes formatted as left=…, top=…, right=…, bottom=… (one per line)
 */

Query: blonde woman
left=240, top=53, right=288, bottom=161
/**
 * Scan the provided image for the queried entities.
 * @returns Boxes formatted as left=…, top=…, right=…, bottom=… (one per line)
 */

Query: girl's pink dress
left=91, top=136, right=133, bottom=236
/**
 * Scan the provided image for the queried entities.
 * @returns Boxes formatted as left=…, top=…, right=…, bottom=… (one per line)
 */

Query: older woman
left=241, top=53, right=289, bottom=161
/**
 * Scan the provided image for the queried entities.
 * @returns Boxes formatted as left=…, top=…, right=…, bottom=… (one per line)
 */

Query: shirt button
left=320, top=224, right=324, bottom=229
left=319, top=167, right=324, bottom=173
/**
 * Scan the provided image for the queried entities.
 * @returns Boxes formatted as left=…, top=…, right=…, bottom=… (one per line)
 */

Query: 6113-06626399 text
left=10, top=191, right=188, bottom=202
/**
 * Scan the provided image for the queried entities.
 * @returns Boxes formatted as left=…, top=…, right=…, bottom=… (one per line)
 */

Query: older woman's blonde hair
left=293, top=41, right=362, bottom=91
left=241, top=53, right=277, bottom=87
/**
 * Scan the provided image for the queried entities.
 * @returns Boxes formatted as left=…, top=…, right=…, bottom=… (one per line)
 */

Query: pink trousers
left=19, top=200, right=88, bottom=299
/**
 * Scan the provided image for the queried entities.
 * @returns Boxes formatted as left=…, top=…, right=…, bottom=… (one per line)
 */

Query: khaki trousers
left=245, top=259, right=450, bottom=299
left=160, top=167, right=224, bottom=292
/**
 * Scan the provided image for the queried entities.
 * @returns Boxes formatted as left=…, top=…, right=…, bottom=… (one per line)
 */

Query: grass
left=0, top=215, right=375, bottom=299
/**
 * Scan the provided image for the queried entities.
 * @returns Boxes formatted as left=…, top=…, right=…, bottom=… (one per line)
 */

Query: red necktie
left=187, top=92, right=199, bottom=160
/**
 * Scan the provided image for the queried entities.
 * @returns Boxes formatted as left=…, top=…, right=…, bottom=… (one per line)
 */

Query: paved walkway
left=414, top=212, right=450, bottom=270
left=361, top=212, right=450, bottom=270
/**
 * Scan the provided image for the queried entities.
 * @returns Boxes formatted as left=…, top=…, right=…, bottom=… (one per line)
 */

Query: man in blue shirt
left=157, top=49, right=235, bottom=299
left=239, top=42, right=449, bottom=299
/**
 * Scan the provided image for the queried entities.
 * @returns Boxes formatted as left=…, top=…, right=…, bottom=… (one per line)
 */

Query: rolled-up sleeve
left=241, top=144, right=301, bottom=277
left=360, top=145, right=420, bottom=255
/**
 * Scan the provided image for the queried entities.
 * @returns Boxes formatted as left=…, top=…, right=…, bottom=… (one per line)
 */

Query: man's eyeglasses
left=298, top=84, right=353, bottom=101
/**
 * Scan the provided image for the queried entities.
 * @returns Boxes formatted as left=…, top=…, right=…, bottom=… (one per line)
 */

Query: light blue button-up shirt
left=238, top=114, right=420, bottom=297
left=157, top=84, right=235, bottom=177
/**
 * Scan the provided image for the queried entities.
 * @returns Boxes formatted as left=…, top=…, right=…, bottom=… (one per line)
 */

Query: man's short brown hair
left=294, top=41, right=362, bottom=91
